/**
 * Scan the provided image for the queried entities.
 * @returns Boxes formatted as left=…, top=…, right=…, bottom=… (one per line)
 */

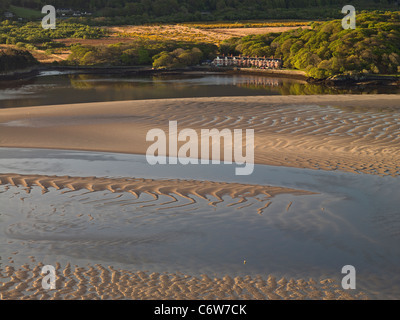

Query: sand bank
left=1, top=95, right=399, bottom=176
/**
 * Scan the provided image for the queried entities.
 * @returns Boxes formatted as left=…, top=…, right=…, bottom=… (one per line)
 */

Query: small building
left=56, top=8, right=73, bottom=14
left=56, top=8, right=74, bottom=17
left=4, top=12, right=14, bottom=18
left=212, top=56, right=236, bottom=67
left=212, top=55, right=282, bottom=69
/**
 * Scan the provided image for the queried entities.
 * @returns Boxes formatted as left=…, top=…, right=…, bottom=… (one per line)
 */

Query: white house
left=4, top=12, right=14, bottom=18
left=212, top=55, right=282, bottom=69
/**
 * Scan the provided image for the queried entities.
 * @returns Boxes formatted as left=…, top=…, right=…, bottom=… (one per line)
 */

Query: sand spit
left=1, top=95, right=399, bottom=176
left=0, top=263, right=368, bottom=300
left=0, top=173, right=315, bottom=215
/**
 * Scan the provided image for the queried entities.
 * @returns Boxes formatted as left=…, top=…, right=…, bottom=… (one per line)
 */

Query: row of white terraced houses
left=212, top=55, right=283, bottom=69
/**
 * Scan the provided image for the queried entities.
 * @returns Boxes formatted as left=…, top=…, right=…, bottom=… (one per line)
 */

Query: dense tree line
left=66, top=40, right=217, bottom=67
left=220, top=11, right=400, bottom=78
left=0, top=48, right=38, bottom=72
left=152, top=47, right=203, bottom=68
left=2, top=0, right=399, bottom=23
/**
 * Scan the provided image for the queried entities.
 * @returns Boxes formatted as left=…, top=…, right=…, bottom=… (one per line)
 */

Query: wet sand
left=1, top=149, right=400, bottom=299
left=0, top=171, right=372, bottom=300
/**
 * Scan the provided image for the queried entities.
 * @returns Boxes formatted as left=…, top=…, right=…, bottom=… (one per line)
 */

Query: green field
left=9, top=5, right=42, bottom=19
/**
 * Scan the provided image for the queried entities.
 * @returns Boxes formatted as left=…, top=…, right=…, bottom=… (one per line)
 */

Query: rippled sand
left=0, top=173, right=315, bottom=215
left=0, top=263, right=368, bottom=300
left=1, top=95, right=399, bottom=176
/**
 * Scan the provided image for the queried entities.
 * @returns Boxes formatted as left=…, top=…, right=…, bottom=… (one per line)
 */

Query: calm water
left=0, top=70, right=399, bottom=108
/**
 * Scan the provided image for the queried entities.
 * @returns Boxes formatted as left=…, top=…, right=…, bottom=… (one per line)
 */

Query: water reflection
left=0, top=72, right=399, bottom=108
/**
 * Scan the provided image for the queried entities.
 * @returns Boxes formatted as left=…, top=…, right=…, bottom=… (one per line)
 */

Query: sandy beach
left=1, top=94, right=400, bottom=300
left=1, top=94, right=400, bottom=176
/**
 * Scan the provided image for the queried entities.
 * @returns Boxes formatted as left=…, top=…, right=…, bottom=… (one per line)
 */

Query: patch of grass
left=9, top=5, right=43, bottom=20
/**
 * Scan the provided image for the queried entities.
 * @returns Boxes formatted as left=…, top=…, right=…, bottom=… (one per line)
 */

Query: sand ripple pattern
left=152, top=98, right=400, bottom=176
left=0, top=263, right=368, bottom=300
left=1, top=96, right=400, bottom=176
left=0, top=173, right=315, bottom=216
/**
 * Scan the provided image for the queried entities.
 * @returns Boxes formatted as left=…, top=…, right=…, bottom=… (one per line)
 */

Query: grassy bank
left=8, top=5, right=42, bottom=20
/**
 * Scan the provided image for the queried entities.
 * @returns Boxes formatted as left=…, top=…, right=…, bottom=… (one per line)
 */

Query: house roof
left=214, top=56, right=282, bottom=61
